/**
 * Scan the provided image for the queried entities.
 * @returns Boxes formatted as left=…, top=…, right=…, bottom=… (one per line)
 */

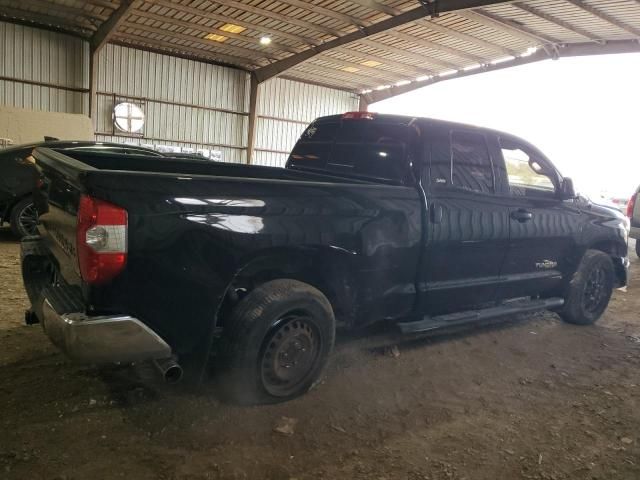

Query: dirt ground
left=1, top=227, right=639, bottom=480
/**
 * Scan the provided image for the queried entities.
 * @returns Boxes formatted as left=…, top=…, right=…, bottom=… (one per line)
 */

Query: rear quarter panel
left=85, top=172, right=422, bottom=356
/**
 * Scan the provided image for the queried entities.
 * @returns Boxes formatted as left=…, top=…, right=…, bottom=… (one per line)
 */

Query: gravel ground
left=1, top=227, right=639, bottom=480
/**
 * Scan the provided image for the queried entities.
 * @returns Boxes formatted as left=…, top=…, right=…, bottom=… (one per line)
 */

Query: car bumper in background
left=41, top=298, right=171, bottom=364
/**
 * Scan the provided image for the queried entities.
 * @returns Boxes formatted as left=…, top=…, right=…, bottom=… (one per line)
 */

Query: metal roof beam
left=512, top=2, right=605, bottom=44
left=209, top=0, right=344, bottom=38
left=292, top=63, right=379, bottom=90
left=330, top=47, right=436, bottom=77
left=91, top=0, right=137, bottom=54
left=563, top=0, right=640, bottom=38
left=458, top=9, right=561, bottom=46
left=346, top=0, right=401, bottom=16
left=120, top=21, right=277, bottom=62
left=385, top=29, right=486, bottom=63
left=362, top=38, right=640, bottom=104
left=310, top=56, right=414, bottom=83
left=0, top=7, right=96, bottom=36
left=282, top=0, right=372, bottom=28
left=112, top=32, right=257, bottom=67
left=148, top=0, right=319, bottom=47
left=253, top=0, right=512, bottom=83
left=130, top=9, right=299, bottom=55
left=357, top=37, right=461, bottom=70
left=412, top=18, right=520, bottom=56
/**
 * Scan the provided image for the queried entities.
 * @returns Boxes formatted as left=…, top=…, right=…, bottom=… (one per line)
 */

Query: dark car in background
left=0, top=141, right=182, bottom=237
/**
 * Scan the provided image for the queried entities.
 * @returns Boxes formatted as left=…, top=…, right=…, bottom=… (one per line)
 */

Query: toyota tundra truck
left=21, top=113, right=629, bottom=404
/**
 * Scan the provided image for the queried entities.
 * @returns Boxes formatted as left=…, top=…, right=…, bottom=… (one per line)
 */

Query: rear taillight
left=77, top=194, right=128, bottom=284
left=627, top=193, right=637, bottom=218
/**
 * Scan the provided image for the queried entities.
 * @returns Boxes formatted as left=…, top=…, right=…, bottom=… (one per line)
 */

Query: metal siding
left=95, top=43, right=248, bottom=163
left=0, top=21, right=88, bottom=114
left=253, top=77, right=359, bottom=167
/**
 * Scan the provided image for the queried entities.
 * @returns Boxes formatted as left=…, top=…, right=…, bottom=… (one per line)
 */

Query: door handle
left=430, top=203, right=443, bottom=224
left=510, top=209, right=533, bottom=222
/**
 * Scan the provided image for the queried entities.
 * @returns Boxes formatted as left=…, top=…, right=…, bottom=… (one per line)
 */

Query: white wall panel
left=0, top=21, right=88, bottom=114
left=254, top=77, right=359, bottom=167
left=95, top=44, right=248, bottom=163
left=0, top=21, right=359, bottom=167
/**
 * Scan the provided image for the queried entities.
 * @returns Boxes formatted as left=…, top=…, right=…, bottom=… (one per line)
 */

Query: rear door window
left=429, top=130, right=495, bottom=194
left=451, top=131, right=494, bottom=194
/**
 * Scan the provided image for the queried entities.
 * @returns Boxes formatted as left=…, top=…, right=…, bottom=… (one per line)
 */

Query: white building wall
left=0, top=21, right=359, bottom=165
left=0, top=21, right=88, bottom=114
left=254, top=77, right=359, bottom=167
left=94, top=44, right=249, bottom=163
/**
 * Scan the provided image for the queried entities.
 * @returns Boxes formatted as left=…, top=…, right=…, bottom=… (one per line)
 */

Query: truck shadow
left=0, top=226, right=18, bottom=243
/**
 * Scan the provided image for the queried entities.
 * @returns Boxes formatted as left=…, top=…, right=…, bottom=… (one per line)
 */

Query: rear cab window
left=287, top=117, right=417, bottom=185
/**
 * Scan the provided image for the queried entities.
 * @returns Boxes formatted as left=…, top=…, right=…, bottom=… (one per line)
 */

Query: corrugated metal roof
left=1, top=0, right=639, bottom=95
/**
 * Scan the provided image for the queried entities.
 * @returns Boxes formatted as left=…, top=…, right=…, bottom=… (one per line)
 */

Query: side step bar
left=398, top=297, right=564, bottom=334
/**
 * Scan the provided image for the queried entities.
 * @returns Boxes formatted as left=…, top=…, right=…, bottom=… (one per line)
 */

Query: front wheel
left=561, top=250, right=614, bottom=325
left=219, top=279, right=335, bottom=404
left=10, top=197, right=38, bottom=238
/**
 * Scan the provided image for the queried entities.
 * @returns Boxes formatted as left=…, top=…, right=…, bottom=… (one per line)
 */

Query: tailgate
left=32, top=147, right=94, bottom=285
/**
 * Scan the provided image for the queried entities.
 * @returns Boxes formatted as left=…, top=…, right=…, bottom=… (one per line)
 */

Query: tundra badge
left=535, top=259, right=558, bottom=269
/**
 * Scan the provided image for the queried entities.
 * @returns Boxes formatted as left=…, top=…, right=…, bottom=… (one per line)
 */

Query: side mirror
left=560, top=177, right=576, bottom=200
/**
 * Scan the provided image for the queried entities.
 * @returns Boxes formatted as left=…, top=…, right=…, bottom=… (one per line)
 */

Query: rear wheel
left=10, top=197, right=38, bottom=238
left=561, top=250, right=614, bottom=325
left=219, top=279, right=335, bottom=404
left=635, top=239, right=640, bottom=259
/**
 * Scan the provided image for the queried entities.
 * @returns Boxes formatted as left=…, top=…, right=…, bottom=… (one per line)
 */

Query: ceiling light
left=463, top=64, right=481, bottom=71
left=375, top=85, right=390, bottom=91
left=395, top=80, right=411, bottom=86
left=341, top=66, right=360, bottom=73
left=205, top=33, right=228, bottom=42
left=219, top=23, right=246, bottom=34
left=259, top=36, right=272, bottom=45
left=361, top=60, right=382, bottom=68
left=416, top=75, right=431, bottom=82
left=438, top=70, right=458, bottom=77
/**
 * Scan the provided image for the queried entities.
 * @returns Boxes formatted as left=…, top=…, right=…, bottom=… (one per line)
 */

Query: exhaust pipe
left=153, top=357, right=183, bottom=384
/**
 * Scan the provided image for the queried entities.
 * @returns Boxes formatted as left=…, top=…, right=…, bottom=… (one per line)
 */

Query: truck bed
left=29, top=147, right=422, bottom=360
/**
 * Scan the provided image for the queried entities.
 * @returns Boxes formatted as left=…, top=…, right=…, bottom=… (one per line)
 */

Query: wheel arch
left=586, top=239, right=628, bottom=288
left=223, top=246, right=359, bottom=329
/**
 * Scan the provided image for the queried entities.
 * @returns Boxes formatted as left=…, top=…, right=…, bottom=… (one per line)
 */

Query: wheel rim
left=260, top=314, right=321, bottom=397
left=18, top=203, right=38, bottom=235
left=583, top=265, right=608, bottom=314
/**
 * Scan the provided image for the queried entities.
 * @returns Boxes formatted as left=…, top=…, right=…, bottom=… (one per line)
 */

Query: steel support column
left=89, top=49, right=98, bottom=129
left=247, top=74, right=259, bottom=164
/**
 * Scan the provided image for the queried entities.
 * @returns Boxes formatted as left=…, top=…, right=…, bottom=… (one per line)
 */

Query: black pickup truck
left=22, top=112, right=629, bottom=404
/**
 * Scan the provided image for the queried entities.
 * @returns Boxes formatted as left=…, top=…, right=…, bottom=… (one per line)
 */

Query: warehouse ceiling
left=2, top=0, right=640, bottom=102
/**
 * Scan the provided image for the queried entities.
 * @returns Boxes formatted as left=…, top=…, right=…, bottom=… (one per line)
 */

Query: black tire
left=561, top=250, right=614, bottom=325
left=635, top=239, right=640, bottom=259
left=10, top=197, right=38, bottom=238
left=219, top=279, right=335, bottom=404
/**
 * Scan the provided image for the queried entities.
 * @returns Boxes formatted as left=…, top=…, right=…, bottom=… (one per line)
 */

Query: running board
left=397, top=297, right=564, bottom=334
